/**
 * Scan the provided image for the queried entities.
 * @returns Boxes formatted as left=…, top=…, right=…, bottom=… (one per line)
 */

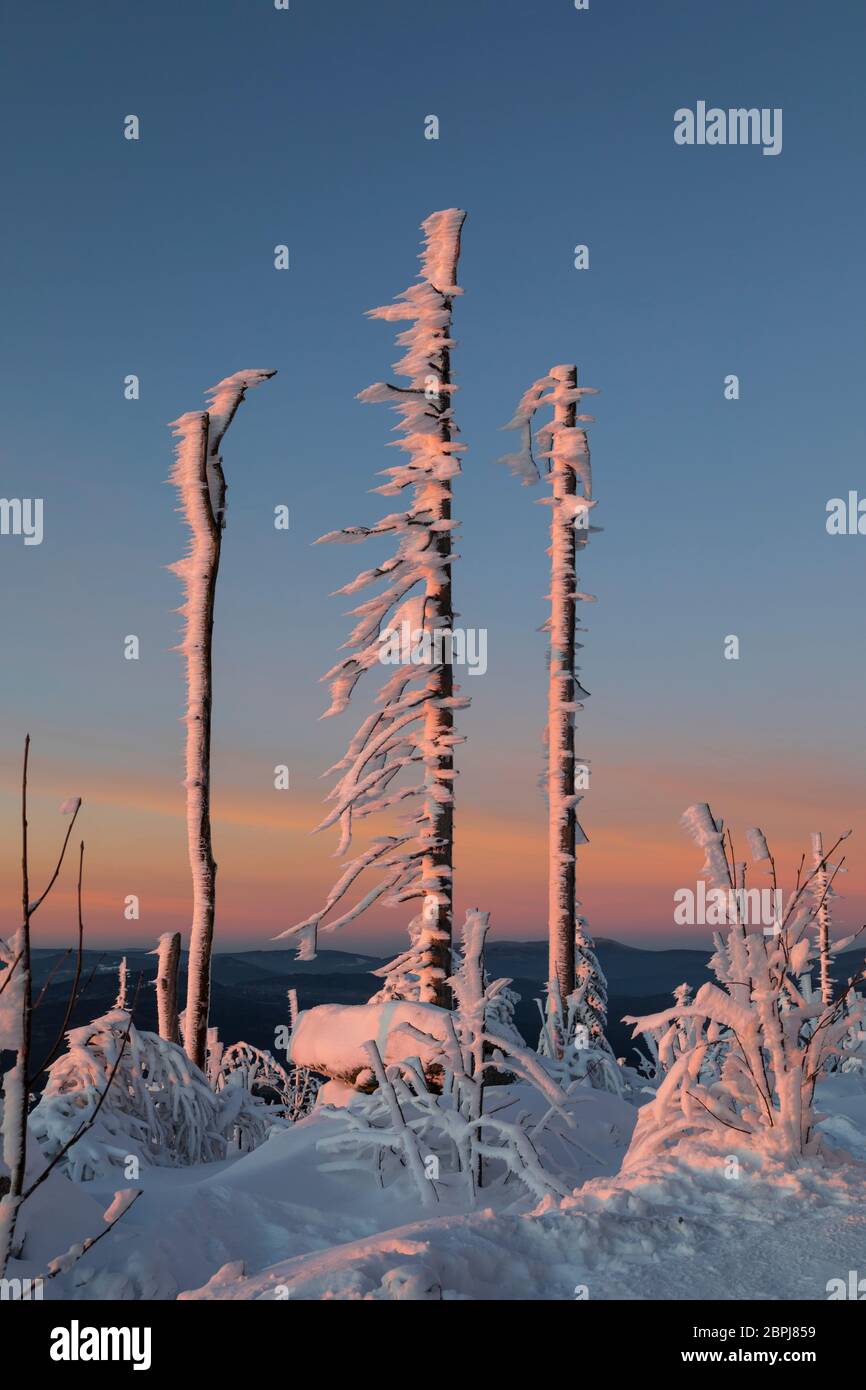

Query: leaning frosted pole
left=498, top=367, right=602, bottom=1044
left=278, top=211, right=467, bottom=1007
left=170, top=369, right=275, bottom=1068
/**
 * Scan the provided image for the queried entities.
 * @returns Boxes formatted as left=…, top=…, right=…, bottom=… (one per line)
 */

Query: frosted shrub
left=31, top=1010, right=272, bottom=1181
left=317, top=910, right=576, bottom=1206
left=624, top=805, right=861, bottom=1167
left=216, top=1041, right=320, bottom=1122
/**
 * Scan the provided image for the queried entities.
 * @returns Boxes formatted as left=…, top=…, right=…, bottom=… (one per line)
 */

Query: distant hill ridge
left=22, top=937, right=865, bottom=1081
left=28, top=937, right=864, bottom=995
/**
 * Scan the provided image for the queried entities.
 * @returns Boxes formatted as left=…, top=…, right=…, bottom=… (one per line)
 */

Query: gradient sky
left=1, top=0, right=864, bottom=955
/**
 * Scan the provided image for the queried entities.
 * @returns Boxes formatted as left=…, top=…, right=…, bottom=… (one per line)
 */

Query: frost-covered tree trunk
left=171, top=370, right=275, bottom=1069
left=154, top=932, right=181, bottom=1044
left=278, top=211, right=467, bottom=1008
left=547, top=365, right=579, bottom=1000
left=498, top=367, right=602, bottom=1042
left=811, top=832, right=833, bottom=1006
left=418, top=251, right=460, bottom=1005
left=114, top=956, right=129, bottom=1011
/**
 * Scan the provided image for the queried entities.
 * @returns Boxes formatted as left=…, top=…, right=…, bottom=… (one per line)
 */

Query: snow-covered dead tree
left=170, top=369, right=276, bottom=1069
left=277, top=212, right=467, bottom=1006
left=153, top=931, right=181, bottom=1043
left=624, top=804, right=859, bottom=1166
left=811, top=832, right=835, bottom=1006
left=573, top=916, right=609, bottom=1041
left=205, top=1026, right=224, bottom=1088
left=114, top=956, right=129, bottom=1011
left=498, top=367, right=607, bottom=1051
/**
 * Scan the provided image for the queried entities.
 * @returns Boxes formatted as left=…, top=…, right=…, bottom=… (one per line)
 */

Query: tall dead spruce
left=279, top=211, right=467, bottom=1007
left=170, top=370, right=275, bottom=1068
left=499, top=366, right=607, bottom=1051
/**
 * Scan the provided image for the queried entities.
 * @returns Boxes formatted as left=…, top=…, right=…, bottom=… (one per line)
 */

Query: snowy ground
left=14, top=1072, right=866, bottom=1302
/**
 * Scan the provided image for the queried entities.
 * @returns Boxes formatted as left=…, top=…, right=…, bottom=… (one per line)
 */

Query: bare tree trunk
left=155, top=931, right=181, bottom=1043
left=547, top=366, right=578, bottom=1003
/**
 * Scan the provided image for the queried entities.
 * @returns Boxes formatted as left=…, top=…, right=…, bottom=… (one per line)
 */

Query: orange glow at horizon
left=2, top=746, right=863, bottom=954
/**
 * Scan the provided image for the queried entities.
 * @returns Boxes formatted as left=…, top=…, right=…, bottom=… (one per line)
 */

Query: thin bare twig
left=29, top=841, right=87, bottom=1083
left=32, top=947, right=72, bottom=1011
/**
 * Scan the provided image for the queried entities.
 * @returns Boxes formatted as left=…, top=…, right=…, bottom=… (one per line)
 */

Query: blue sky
left=1, top=0, right=864, bottom=950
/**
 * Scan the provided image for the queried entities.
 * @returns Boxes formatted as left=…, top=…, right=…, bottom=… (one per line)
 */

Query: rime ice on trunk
left=114, top=956, right=129, bottom=1011
left=547, top=365, right=580, bottom=1000
left=811, top=832, right=834, bottom=1006
left=498, top=367, right=604, bottom=1046
left=277, top=211, right=467, bottom=1008
left=170, top=370, right=275, bottom=1068
left=154, top=932, right=181, bottom=1044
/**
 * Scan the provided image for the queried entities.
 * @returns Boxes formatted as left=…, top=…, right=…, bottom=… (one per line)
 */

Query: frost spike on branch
left=169, top=369, right=276, bottom=1070
left=277, top=212, right=467, bottom=1008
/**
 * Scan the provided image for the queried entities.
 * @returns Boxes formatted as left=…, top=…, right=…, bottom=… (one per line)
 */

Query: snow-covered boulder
left=288, top=1001, right=452, bottom=1086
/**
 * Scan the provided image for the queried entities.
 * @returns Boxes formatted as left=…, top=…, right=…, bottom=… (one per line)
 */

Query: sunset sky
left=2, top=0, right=864, bottom=955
